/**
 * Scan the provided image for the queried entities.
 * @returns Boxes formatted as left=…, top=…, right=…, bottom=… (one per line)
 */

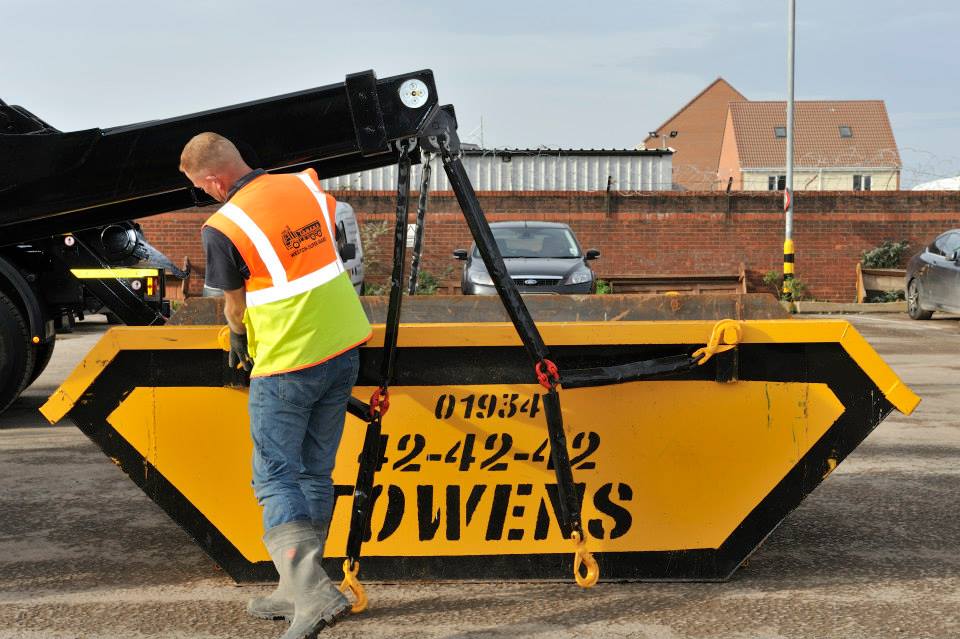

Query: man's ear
left=204, top=176, right=223, bottom=200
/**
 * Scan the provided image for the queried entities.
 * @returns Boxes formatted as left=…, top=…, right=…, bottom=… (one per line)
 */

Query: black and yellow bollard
left=782, top=239, right=795, bottom=299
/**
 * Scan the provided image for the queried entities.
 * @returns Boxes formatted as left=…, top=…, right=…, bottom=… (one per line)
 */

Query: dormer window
left=774, top=127, right=786, bottom=138
left=839, top=126, right=853, bottom=138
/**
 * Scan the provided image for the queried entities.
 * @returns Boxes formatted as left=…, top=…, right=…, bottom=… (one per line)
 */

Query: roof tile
left=729, top=101, right=900, bottom=169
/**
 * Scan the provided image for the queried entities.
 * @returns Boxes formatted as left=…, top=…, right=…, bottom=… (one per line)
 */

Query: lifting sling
left=338, top=128, right=743, bottom=609
left=407, top=152, right=432, bottom=295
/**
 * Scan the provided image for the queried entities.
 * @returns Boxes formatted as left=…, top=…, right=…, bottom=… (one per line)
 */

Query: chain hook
left=692, top=319, right=742, bottom=365
left=571, top=530, right=599, bottom=588
left=339, top=559, right=369, bottom=613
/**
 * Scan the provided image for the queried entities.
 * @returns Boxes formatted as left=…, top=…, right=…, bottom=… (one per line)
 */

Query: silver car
left=905, top=228, right=960, bottom=320
left=454, top=221, right=600, bottom=295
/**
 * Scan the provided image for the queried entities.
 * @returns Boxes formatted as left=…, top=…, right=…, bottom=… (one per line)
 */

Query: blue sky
left=2, top=0, right=957, bottom=186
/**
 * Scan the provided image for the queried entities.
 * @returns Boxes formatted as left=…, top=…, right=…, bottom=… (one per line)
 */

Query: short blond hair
left=179, top=132, right=245, bottom=176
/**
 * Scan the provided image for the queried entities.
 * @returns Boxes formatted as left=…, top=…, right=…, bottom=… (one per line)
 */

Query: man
left=180, top=132, right=372, bottom=639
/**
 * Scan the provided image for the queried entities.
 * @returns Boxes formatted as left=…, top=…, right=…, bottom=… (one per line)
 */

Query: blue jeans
left=249, top=348, right=360, bottom=532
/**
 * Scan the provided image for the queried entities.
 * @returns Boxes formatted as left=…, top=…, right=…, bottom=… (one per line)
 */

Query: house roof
left=728, top=101, right=901, bottom=169
left=642, top=78, right=747, bottom=189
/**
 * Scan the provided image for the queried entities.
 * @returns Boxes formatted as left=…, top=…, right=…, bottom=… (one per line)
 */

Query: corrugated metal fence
left=321, top=149, right=674, bottom=192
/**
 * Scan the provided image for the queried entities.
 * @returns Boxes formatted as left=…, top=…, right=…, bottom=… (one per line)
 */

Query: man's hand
left=228, top=331, right=254, bottom=372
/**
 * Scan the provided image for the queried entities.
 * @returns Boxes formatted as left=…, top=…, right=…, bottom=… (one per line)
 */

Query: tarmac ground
left=0, top=313, right=957, bottom=639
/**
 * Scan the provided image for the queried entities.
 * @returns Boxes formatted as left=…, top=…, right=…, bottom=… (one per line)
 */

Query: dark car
left=454, top=221, right=600, bottom=295
left=905, top=229, right=960, bottom=319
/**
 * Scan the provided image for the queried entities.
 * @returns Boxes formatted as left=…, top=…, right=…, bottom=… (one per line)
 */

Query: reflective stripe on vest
left=217, top=202, right=289, bottom=289
left=216, top=178, right=345, bottom=308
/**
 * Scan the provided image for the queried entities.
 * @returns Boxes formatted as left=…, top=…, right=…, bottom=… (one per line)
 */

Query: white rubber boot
left=262, top=521, right=350, bottom=639
left=247, top=522, right=329, bottom=621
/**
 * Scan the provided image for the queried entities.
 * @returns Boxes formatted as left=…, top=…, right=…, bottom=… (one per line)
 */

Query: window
left=774, top=126, right=786, bottom=138
left=839, top=126, right=853, bottom=138
left=853, top=175, right=872, bottom=191
left=768, top=175, right=786, bottom=191
left=934, top=233, right=960, bottom=257
left=474, top=227, right=581, bottom=259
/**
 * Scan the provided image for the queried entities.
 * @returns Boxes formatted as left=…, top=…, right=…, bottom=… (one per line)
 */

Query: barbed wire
left=321, top=145, right=960, bottom=193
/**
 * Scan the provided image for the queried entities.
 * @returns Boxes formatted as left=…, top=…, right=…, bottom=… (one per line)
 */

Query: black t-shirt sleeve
left=202, top=226, right=249, bottom=291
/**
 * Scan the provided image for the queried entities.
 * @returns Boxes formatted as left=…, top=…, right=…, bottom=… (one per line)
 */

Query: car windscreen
left=473, top=227, right=581, bottom=259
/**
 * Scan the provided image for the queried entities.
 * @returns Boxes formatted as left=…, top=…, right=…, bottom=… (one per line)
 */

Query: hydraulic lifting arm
left=0, top=70, right=434, bottom=326
left=0, top=71, right=436, bottom=243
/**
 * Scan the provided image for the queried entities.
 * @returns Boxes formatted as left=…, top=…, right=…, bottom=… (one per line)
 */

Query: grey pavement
left=0, top=313, right=957, bottom=639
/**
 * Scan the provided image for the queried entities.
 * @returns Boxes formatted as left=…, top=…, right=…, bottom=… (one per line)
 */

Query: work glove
left=228, top=331, right=254, bottom=372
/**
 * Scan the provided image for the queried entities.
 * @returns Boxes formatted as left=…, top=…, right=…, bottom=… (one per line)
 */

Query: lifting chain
left=341, top=139, right=416, bottom=612
left=407, top=152, right=432, bottom=295
left=438, top=146, right=600, bottom=589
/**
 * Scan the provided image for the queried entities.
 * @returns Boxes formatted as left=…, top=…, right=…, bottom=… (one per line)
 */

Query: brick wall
left=139, top=191, right=960, bottom=302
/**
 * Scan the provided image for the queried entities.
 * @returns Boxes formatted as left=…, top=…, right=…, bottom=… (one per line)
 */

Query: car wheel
left=906, top=278, right=933, bottom=320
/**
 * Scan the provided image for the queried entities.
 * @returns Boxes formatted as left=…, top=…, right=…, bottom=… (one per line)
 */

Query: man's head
left=179, top=132, right=252, bottom=202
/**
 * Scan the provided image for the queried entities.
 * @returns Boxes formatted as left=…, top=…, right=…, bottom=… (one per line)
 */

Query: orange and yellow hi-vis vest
left=203, top=168, right=372, bottom=377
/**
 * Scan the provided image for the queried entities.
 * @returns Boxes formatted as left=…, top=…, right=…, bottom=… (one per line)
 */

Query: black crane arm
left=0, top=70, right=440, bottom=244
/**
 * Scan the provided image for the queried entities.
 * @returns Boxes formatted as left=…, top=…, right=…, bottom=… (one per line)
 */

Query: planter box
left=855, top=263, right=906, bottom=303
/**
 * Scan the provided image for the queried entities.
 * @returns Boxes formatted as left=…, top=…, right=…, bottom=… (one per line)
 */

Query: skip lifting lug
left=693, top=319, right=742, bottom=365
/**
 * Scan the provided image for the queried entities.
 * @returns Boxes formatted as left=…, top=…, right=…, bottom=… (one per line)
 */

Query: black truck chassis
left=0, top=69, right=438, bottom=413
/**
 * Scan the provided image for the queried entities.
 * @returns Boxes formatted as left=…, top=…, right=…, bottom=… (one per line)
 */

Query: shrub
left=763, top=270, right=807, bottom=301
left=413, top=267, right=453, bottom=295
left=867, top=290, right=905, bottom=303
left=358, top=221, right=392, bottom=294
left=861, top=240, right=909, bottom=269
left=360, top=220, right=391, bottom=250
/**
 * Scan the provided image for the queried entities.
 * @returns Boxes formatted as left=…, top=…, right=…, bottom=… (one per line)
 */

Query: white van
left=202, top=200, right=364, bottom=296
left=334, top=201, right=364, bottom=294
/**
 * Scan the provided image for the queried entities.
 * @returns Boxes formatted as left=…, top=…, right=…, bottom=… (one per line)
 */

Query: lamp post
left=783, top=0, right=796, bottom=299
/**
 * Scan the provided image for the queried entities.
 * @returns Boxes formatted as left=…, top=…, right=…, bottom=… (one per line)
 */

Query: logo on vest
left=281, top=220, right=326, bottom=256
